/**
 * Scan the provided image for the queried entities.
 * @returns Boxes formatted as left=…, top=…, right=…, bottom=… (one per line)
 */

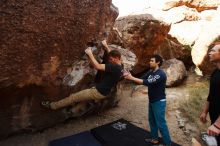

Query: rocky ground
left=0, top=72, right=206, bottom=146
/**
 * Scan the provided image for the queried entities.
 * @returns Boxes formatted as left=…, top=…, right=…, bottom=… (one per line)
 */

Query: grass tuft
left=179, top=80, right=210, bottom=132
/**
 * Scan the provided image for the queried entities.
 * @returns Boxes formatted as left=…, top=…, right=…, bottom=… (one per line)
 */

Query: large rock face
left=155, top=37, right=192, bottom=69
left=191, top=15, right=220, bottom=75
left=0, top=0, right=118, bottom=88
left=145, top=0, right=220, bottom=75
left=164, top=0, right=219, bottom=11
left=0, top=0, right=119, bottom=138
left=113, top=14, right=170, bottom=74
left=161, top=58, right=187, bottom=87
left=149, top=0, right=220, bottom=11
left=108, top=14, right=191, bottom=74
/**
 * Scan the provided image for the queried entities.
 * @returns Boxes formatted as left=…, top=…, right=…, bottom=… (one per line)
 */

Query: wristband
left=213, top=124, right=220, bottom=130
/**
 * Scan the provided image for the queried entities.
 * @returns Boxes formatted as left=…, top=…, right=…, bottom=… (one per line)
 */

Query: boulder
left=191, top=11, right=220, bottom=75
left=169, top=20, right=204, bottom=45
left=133, top=6, right=200, bottom=25
left=145, top=1, right=220, bottom=75
left=113, top=14, right=171, bottom=74
left=161, top=58, right=187, bottom=87
left=200, top=9, right=218, bottom=21
left=107, top=27, right=124, bottom=47
left=108, top=45, right=137, bottom=71
left=111, top=14, right=191, bottom=74
left=0, top=0, right=119, bottom=138
left=162, top=0, right=220, bottom=12
left=155, top=37, right=193, bottom=69
left=162, top=6, right=200, bottom=24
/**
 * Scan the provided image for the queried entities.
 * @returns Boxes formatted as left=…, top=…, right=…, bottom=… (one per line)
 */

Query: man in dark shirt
left=42, top=40, right=123, bottom=110
left=200, top=43, right=220, bottom=144
left=124, top=55, right=171, bottom=146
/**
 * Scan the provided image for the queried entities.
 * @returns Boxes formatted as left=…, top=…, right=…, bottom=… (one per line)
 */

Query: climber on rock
left=41, top=40, right=123, bottom=114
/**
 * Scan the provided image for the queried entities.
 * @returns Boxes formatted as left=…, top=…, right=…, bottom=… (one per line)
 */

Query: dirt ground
left=0, top=73, right=205, bottom=146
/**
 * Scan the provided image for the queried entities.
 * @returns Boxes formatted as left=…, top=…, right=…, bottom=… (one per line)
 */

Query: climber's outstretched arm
left=85, top=47, right=105, bottom=71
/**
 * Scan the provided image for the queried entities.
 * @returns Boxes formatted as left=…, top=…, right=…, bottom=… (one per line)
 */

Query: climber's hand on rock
left=85, top=47, right=93, bottom=55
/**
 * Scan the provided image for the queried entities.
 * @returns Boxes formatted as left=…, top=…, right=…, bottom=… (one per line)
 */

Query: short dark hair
left=151, top=54, right=163, bottom=67
left=108, top=50, right=121, bottom=59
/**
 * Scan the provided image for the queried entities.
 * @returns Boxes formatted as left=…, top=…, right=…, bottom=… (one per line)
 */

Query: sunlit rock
left=145, top=0, right=220, bottom=75
left=191, top=11, right=220, bottom=75
left=111, top=14, right=191, bottom=74
left=161, top=58, right=187, bottom=87
left=155, top=37, right=192, bottom=69
left=162, top=0, right=219, bottom=12
left=113, top=14, right=170, bottom=73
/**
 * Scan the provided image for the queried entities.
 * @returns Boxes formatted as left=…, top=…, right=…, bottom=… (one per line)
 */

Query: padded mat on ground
left=49, top=131, right=102, bottom=146
left=91, top=118, right=181, bottom=146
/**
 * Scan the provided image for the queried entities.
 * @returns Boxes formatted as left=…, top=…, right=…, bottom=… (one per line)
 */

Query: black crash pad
left=91, top=118, right=181, bottom=146
left=49, top=131, right=102, bottom=146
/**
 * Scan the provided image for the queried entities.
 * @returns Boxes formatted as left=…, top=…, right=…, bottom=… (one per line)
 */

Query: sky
left=112, top=0, right=164, bottom=17
left=112, top=0, right=148, bottom=17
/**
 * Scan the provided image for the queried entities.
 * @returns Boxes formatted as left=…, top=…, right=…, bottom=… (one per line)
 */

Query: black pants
left=217, top=135, right=220, bottom=145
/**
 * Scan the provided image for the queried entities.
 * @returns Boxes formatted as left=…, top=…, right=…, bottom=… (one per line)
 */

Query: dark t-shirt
left=95, top=64, right=123, bottom=96
left=207, top=69, right=220, bottom=123
left=141, top=69, right=167, bottom=103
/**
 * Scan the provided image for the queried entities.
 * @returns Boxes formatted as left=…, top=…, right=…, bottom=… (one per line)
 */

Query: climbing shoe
left=41, top=101, right=51, bottom=109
